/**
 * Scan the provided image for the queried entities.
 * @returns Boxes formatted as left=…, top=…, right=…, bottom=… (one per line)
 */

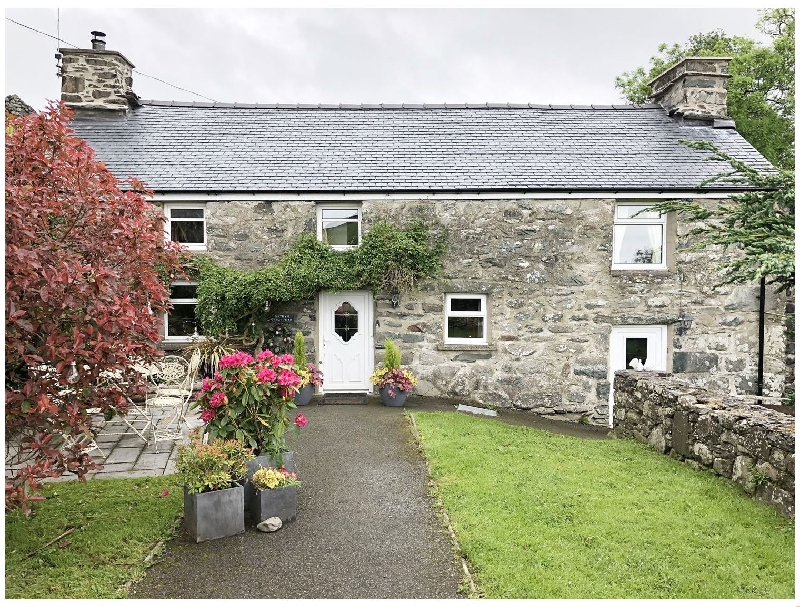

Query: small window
left=612, top=204, right=667, bottom=270
left=165, top=282, right=202, bottom=340
left=317, top=205, right=361, bottom=249
left=165, top=204, right=206, bottom=251
left=445, top=294, right=488, bottom=345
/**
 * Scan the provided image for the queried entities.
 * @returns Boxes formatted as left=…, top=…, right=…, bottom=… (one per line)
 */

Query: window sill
left=437, top=343, right=497, bottom=352
left=611, top=269, right=670, bottom=276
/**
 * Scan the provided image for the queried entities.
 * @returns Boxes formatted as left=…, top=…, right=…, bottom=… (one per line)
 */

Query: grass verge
left=5, top=475, right=184, bottom=599
left=412, top=411, right=794, bottom=599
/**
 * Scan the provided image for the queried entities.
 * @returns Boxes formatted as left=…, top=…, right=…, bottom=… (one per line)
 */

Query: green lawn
left=412, top=411, right=794, bottom=599
left=5, top=475, right=184, bottom=599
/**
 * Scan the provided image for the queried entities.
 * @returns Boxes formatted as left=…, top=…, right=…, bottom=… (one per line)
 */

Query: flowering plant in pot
left=175, top=434, right=254, bottom=494
left=193, top=350, right=306, bottom=460
left=293, top=332, right=323, bottom=406
left=249, top=465, right=301, bottom=524
left=175, top=435, right=254, bottom=542
left=369, top=338, right=417, bottom=406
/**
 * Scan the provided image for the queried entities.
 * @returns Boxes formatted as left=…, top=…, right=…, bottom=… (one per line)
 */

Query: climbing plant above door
left=190, top=221, right=447, bottom=337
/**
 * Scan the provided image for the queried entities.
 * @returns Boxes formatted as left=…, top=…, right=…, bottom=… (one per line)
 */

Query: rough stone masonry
left=613, top=371, right=794, bottom=518
left=163, top=196, right=787, bottom=425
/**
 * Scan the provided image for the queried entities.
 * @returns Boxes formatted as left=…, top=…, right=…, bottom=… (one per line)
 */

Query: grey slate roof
left=68, top=101, right=772, bottom=193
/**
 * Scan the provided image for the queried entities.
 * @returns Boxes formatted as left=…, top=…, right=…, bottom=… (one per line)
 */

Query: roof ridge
left=136, top=100, right=664, bottom=110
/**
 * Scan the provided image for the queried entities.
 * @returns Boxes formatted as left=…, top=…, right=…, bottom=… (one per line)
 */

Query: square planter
left=250, top=485, right=297, bottom=525
left=245, top=452, right=294, bottom=515
left=183, top=483, right=245, bottom=543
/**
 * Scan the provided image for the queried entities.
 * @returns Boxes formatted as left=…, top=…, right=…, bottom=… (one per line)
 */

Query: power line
left=6, top=17, right=218, bottom=103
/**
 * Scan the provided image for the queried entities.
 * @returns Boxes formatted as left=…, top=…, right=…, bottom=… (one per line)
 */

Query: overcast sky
left=5, top=7, right=771, bottom=111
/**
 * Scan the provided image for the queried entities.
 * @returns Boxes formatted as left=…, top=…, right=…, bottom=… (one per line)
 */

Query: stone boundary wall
left=612, top=370, right=794, bottom=518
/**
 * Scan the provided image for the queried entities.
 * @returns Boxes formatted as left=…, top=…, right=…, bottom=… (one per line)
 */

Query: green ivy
left=191, top=221, right=447, bottom=337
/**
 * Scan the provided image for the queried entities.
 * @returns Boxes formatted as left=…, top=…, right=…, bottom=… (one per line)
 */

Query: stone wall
left=162, top=196, right=787, bottom=424
left=648, top=57, right=730, bottom=121
left=612, top=371, right=794, bottom=518
left=59, top=48, right=135, bottom=112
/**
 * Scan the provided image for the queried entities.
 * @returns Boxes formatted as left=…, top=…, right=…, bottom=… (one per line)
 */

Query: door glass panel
left=334, top=302, right=359, bottom=342
left=625, top=337, right=648, bottom=368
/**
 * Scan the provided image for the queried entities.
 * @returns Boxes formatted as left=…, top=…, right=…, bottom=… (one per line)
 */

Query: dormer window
left=317, top=205, right=361, bottom=250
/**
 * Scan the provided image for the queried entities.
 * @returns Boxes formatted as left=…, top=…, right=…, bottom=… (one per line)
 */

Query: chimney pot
left=90, top=31, right=106, bottom=51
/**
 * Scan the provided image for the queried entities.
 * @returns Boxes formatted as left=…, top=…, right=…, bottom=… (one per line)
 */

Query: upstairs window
left=445, top=294, right=488, bottom=345
left=317, top=205, right=361, bottom=250
left=165, top=204, right=206, bottom=251
left=165, top=282, right=202, bottom=340
left=612, top=204, right=667, bottom=270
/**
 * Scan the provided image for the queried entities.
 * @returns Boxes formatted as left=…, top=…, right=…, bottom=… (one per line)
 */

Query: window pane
left=167, top=304, right=199, bottom=337
left=170, top=208, right=204, bottom=219
left=334, top=302, right=358, bottom=342
left=613, top=224, right=663, bottom=264
left=171, top=221, right=205, bottom=243
left=323, top=221, right=358, bottom=246
left=450, top=298, right=482, bottom=312
left=617, top=205, right=661, bottom=219
left=170, top=284, right=198, bottom=299
left=625, top=337, right=648, bottom=368
left=447, top=317, right=484, bottom=339
left=322, top=208, right=359, bottom=220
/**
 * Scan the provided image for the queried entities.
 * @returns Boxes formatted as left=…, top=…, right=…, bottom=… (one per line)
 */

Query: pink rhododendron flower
left=256, top=366, right=278, bottom=384
left=209, top=392, right=227, bottom=408
left=200, top=409, right=216, bottom=422
left=279, top=354, right=294, bottom=366
left=201, top=377, right=215, bottom=392
left=294, top=412, right=308, bottom=428
left=256, top=349, right=275, bottom=362
left=277, top=368, right=301, bottom=387
left=218, top=351, right=254, bottom=369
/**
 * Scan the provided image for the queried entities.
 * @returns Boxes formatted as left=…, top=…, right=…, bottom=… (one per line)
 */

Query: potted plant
left=292, top=331, right=324, bottom=406
left=248, top=465, right=301, bottom=524
left=192, top=350, right=308, bottom=512
left=175, top=435, right=254, bottom=543
left=370, top=338, right=418, bottom=407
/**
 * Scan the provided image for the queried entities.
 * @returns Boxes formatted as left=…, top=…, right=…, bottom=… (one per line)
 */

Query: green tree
left=644, top=141, right=794, bottom=294
left=616, top=9, right=795, bottom=169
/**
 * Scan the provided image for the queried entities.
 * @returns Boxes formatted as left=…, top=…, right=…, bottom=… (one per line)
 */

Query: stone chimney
left=59, top=31, right=139, bottom=114
left=648, top=57, right=732, bottom=124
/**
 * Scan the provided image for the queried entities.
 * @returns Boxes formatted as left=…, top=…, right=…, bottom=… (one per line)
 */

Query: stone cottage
left=58, top=34, right=787, bottom=425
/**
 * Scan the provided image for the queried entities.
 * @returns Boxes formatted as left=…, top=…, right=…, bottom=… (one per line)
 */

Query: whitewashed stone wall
left=169, top=196, right=787, bottom=424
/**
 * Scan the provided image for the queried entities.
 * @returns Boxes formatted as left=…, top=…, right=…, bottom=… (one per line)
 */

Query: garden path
left=129, top=403, right=465, bottom=599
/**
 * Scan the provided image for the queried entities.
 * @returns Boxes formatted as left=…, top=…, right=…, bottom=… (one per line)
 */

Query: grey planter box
left=250, top=485, right=297, bottom=524
left=183, top=483, right=245, bottom=543
left=245, top=452, right=294, bottom=515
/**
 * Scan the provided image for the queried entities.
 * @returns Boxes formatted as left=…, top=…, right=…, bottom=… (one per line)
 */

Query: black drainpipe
left=757, top=277, right=766, bottom=402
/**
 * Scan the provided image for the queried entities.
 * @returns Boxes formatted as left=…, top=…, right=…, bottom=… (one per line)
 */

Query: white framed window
left=445, top=294, right=488, bottom=345
left=164, top=203, right=206, bottom=251
left=317, top=205, right=361, bottom=250
left=165, top=282, right=202, bottom=340
left=612, top=204, right=667, bottom=270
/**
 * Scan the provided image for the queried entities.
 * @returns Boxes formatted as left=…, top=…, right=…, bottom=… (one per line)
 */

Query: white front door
left=319, top=291, right=373, bottom=393
left=608, top=325, right=667, bottom=427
